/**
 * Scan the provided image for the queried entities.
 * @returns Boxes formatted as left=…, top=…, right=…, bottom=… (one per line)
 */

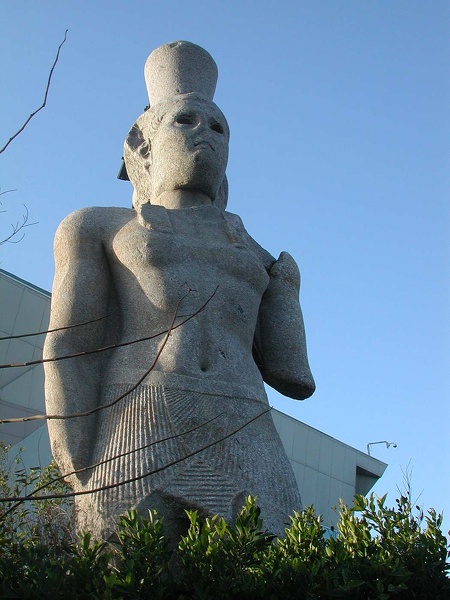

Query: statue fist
left=269, top=251, right=301, bottom=291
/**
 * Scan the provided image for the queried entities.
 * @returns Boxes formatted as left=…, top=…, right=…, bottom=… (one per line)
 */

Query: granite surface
left=44, top=41, right=315, bottom=542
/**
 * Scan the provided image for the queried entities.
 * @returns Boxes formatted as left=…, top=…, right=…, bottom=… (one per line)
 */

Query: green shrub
left=109, top=509, right=173, bottom=599
left=178, top=496, right=275, bottom=599
left=0, top=443, right=74, bottom=551
left=0, top=447, right=448, bottom=599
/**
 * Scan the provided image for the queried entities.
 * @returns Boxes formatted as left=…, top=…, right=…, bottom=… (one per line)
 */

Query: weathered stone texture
left=44, top=41, right=315, bottom=541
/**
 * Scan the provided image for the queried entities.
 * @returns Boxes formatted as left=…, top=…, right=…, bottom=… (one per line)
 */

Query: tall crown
left=121, top=41, right=227, bottom=211
left=144, top=41, right=218, bottom=106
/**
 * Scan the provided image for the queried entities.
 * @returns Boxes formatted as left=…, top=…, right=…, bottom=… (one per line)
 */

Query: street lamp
left=366, top=441, right=397, bottom=456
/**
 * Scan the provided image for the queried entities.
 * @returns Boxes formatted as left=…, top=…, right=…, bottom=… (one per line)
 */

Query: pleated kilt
left=74, top=384, right=301, bottom=538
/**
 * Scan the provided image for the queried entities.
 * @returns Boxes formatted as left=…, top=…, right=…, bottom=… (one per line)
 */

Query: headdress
left=144, top=40, right=217, bottom=105
left=120, top=41, right=228, bottom=210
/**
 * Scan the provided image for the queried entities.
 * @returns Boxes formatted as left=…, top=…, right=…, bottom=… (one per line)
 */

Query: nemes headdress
left=121, top=41, right=228, bottom=210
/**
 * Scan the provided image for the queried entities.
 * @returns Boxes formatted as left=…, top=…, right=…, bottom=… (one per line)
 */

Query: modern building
left=0, top=267, right=386, bottom=528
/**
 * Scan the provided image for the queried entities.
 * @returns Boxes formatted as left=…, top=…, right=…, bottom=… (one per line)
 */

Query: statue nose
left=195, top=118, right=208, bottom=132
left=192, top=121, right=212, bottom=143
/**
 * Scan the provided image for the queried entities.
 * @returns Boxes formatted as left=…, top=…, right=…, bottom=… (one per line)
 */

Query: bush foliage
left=0, top=445, right=448, bottom=599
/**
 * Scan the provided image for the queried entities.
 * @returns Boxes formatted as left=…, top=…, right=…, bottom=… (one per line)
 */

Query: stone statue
left=44, top=41, right=315, bottom=542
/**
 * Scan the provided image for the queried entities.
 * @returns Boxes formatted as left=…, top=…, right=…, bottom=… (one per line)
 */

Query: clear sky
left=1, top=1, right=449, bottom=533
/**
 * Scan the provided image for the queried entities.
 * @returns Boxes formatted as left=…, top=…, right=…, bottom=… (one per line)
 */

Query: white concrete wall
left=272, top=409, right=386, bottom=527
left=0, top=269, right=50, bottom=446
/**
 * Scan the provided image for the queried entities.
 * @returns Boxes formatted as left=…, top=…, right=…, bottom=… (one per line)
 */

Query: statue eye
left=210, top=122, right=224, bottom=134
left=175, top=114, right=193, bottom=125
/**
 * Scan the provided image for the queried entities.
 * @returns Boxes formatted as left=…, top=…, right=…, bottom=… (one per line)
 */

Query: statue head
left=124, top=94, right=229, bottom=209
left=123, top=41, right=229, bottom=210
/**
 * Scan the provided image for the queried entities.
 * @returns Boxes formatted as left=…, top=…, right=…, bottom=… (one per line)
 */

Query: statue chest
left=109, top=205, right=269, bottom=295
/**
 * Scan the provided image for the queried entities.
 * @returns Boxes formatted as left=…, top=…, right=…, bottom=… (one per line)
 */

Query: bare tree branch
left=0, top=287, right=218, bottom=424
left=0, top=411, right=226, bottom=520
left=0, top=287, right=218, bottom=372
left=0, top=407, right=272, bottom=504
left=0, top=30, right=68, bottom=155
left=0, top=312, right=121, bottom=342
left=0, top=189, right=17, bottom=197
left=0, top=205, right=38, bottom=246
left=0, top=310, right=196, bottom=342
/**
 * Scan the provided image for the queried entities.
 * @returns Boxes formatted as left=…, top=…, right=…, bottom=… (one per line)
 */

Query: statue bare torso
left=50, top=204, right=272, bottom=393
left=100, top=203, right=270, bottom=391
left=46, top=201, right=313, bottom=471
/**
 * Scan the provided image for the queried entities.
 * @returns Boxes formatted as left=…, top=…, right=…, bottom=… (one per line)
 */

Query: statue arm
left=223, top=212, right=315, bottom=399
left=256, top=251, right=315, bottom=400
left=43, top=208, right=111, bottom=474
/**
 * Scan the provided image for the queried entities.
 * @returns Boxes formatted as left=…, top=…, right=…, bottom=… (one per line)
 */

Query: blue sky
left=1, top=1, right=449, bottom=533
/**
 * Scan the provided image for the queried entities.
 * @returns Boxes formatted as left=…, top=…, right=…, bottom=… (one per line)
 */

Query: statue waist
left=101, top=371, right=267, bottom=404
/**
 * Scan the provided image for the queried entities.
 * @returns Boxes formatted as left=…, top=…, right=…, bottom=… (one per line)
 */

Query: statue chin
left=149, top=156, right=226, bottom=208
left=131, top=171, right=228, bottom=211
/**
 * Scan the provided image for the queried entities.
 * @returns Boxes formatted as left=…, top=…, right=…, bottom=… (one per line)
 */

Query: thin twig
left=0, top=30, right=68, bottom=155
left=0, top=206, right=38, bottom=246
left=0, top=287, right=218, bottom=424
left=0, top=407, right=272, bottom=503
left=0, top=411, right=226, bottom=520
left=0, top=288, right=217, bottom=371
left=0, top=312, right=121, bottom=342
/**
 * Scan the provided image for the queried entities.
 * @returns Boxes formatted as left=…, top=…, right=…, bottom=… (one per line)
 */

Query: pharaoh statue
left=44, top=41, right=315, bottom=541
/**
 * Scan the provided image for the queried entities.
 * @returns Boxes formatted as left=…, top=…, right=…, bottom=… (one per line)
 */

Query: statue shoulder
left=224, top=211, right=276, bottom=271
left=55, top=206, right=133, bottom=245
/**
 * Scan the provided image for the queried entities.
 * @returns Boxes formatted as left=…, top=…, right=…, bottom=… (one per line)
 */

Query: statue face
left=147, top=96, right=229, bottom=203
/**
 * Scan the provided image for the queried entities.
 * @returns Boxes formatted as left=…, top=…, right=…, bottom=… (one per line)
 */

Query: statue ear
left=140, top=142, right=151, bottom=160
left=126, top=123, right=151, bottom=160
left=126, top=123, right=144, bottom=151
left=125, top=117, right=153, bottom=207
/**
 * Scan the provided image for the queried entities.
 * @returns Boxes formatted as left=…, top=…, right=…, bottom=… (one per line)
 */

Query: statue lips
left=194, top=140, right=215, bottom=152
